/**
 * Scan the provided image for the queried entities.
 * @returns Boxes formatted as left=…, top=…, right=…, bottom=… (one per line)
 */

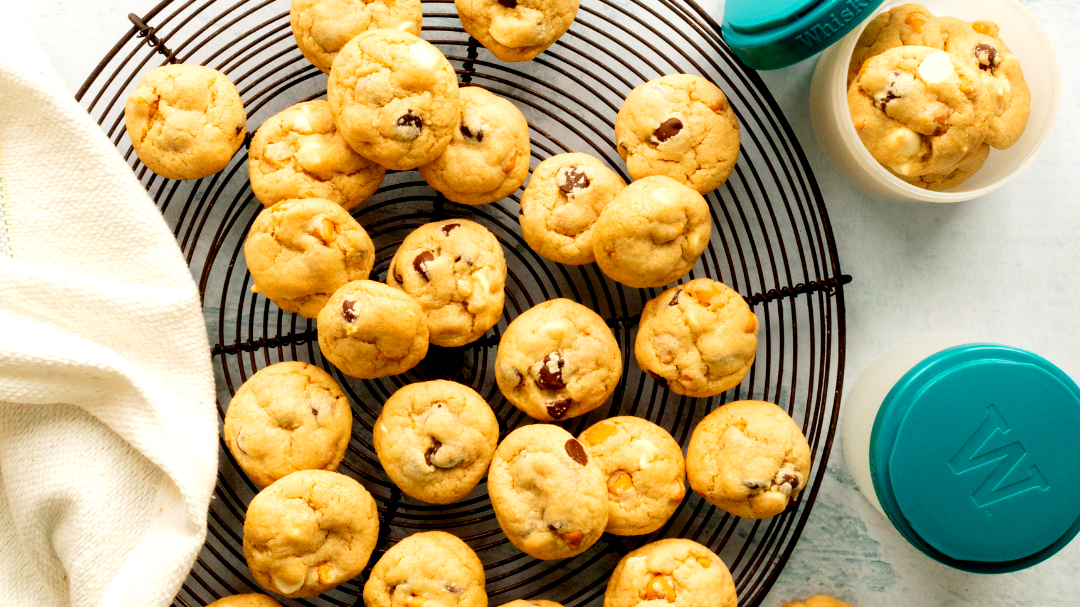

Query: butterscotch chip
left=604, top=539, right=736, bottom=607
left=363, top=532, right=487, bottom=607
left=686, top=400, right=812, bottom=519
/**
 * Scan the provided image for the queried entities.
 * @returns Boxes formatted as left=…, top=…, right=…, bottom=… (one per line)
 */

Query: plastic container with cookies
left=807, top=0, right=1060, bottom=202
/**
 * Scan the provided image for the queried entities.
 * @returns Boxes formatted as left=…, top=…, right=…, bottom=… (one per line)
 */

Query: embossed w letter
left=949, top=405, right=1050, bottom=507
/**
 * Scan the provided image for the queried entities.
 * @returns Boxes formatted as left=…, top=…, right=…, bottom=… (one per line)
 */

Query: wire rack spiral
left=76, top=1, right=850, bottom=606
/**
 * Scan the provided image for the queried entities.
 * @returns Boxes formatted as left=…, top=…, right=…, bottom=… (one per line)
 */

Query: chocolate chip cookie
left=328, top=29, right=460, bottom=170
left=592, top=175, right=711, bottom=289
left=849, top=45, right=991, bottom=177
left=317, top=280, right=429, bottom=378
left=939, top=17, right=1030, bottom=150
left=494, top=298, right=622, bottom=422
left=455, top=0, right=580, bottom=62
left=782, top=596, right=853, bottom=607
left=245, top=198, right=376, bottom=319
left=364, top=531, right=487, bottom=607
left=579, top=416, right=686, bottom=536
left=488, top=424, right=608, bottom=560
left=519, top=153, right=627, bottom=266
left=125, top=64, right=246, bottom=180
left=224, top=361, right=353, bottom=488
left=419, top=86, right=531, bottom=205
left=604, top=539, right=737, bottom=607
left=291, top=0, right=422, bottom=73
left=248, top=100, right=386, bottom=210
left=635, top=279, right=758, bottom=398
left=848, top=3, right=946, bottom=87
left=615, top=74, right=740, bottom=194
left=386, top=219, right=506, bottom=348
left=686, top=400, right=812, bottom=520
left=206, top=595, right=282, bottom=607
left=374, top=380, right=499, bottom=504
left=243, top=470, right=378, bottom=598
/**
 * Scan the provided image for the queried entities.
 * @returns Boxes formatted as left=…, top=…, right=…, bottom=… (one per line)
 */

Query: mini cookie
left=125, top=64, right=246, bottom=180
left=386, top=219, right=506, bottom=347
left=224, top=362, right=353, bottom=488
left=592, top=176, right=711, bottom=289
left=328, top=29, right=460, bottom=170
left=206, top=595, right=283, bottom=607
left=244, top=198, right=376, bottom=319
left=939, top=17, right=1030, bottom=150
left=419, top=87, right=531, bottom=205
left=291, top=0, right=422, bottom=73
left=635, top=279, right=758, bottom=398
left=317, top=280, right=429, bottom=378
left=892, top=142, right=990, bottom=191
left=849, top=46, right=990, bottom=177
left=847, top=4, right=945, bottom=87
left=494, top=298, right=621, bottom=421
left=604, top=539, right=736, bottom=607
left=374, top=380, right=499, bottom=503
left=579, top=417, right=686, bottom=536
left=615, top=74, right=740, bottom=194
left=782, top=596, right=853, bottom=607
left=488, top=424, right=608, bottom=559
left=455, top=0, right=580, bottom=62
left=519, top=153, right=627, bottom=265
left=243, top=470, right=378, bottom=598
left=248, top=101, right=386, bottom=210
left=686, top=400, right=812, bottom=520
left=364, top=531, right=487, bottom=607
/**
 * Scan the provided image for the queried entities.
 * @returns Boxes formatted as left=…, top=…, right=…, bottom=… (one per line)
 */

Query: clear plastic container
left=809, top=0, right=1061, bottom=203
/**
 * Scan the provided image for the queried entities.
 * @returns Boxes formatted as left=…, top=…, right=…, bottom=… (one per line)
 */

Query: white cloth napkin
left=0, top=11, right=217, bottom=607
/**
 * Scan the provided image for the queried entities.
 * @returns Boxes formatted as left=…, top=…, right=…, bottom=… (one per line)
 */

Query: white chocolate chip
left=409, top=42, right=440, bottom=68
left=293, top=107, right=314, bottom=134
left=309, top=391, right=335, bottom=422
left=539, top=320, right=569, bottom=341
left=889, top=127, right=922, bottom=158
left=917, top=51, right=956, bottom=85
left=273, top=573, right=306, bottom=595
left=465, top=273, right=491, bottom=308
left=630, top=438, right=658, bottom=468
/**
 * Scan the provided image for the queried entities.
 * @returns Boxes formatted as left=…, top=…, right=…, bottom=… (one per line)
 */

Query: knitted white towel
left=0, top=11, right=217, bottom=607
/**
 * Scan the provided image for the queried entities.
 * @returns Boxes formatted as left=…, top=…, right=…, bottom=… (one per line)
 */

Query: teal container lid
left=870, top=344, right=1080, bottom=573
left=721, top=0, right=885, bottom=70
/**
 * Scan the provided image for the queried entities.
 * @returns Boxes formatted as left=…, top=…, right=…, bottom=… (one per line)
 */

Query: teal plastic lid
left=721, top=0, right=885, bottom=70
left=870, top=344, right=1080, bottom=573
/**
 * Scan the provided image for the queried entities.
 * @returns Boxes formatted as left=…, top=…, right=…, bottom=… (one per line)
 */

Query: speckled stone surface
left=19, top=0, right=1080, bottom=604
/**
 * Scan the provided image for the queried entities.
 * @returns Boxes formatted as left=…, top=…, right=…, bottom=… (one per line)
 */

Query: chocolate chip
left=743, top=479, right=768, bottom=491
left=537, top=352, right=566, bottom=390
left=974, top=43, right=1000, bottom=72
left=546, top=398, right=572, bottom=419
left=441, top=223, right=460, bottom=236
left=654, top=117, right=683, bottom=142
left=424, top=440, right=442, bottom=467
left=646, top=370, right=669, bottom=388
left=557, top=166, right=590, bottom=196
left=342, top=299, right=358, bottom=322
left=445, top=585, right=462, bottom=594
left=235, top=427, right=248, bottom=455
left=565, top=438, right=588, bottom=465
left=460, top=124, right=483, bottom=142
left=502, top=365, right=524, bottom=388
left=396, top=110, right=423, bottom=141
left=392, top=263, right=403, bottom=284
left=498, top=0, right=517, bottom=6
left=782, top=474, right=800, bottom=490
left=234, top=124, right=243, bottom=135
left=668, top=288, right=682, bottom=306
left=878, top=91, right=900, bottom=112
left=413, top=250, right=435, bottom=280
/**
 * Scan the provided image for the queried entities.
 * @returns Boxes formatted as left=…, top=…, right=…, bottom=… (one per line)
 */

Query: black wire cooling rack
left=76, top=1, right=851, bottom=605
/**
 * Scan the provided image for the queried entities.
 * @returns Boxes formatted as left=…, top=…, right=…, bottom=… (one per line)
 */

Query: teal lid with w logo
left=721, top=0, right=885, bottom=70
left=870, top=344, right=1080, bottom=573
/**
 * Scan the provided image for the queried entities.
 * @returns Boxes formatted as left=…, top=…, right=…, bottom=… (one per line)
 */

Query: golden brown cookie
left=847, top=4, right=946, bottom=87
left=125, top=64, right=246, bottom=180
left=487, top=424, right=608, bottom=560
left=291, top=0, right=422, bottom=73
left=374, top=380, right=499, bottom=504
left=205, top=595, right=282, bottom=607
left=244, top=198, right=376, bottom=319
left=248, top=100, right=386, bottom=210
left=686, top=400, right=812, bottom=519
left=579, top=416, right=686, bottom=536
left=635, top=279, right=758, bottom=398
left=224, top=361, right=352, bottom=488
left=363, top=531, right=487, bottom=607
left=317, top=280, right=429, bottom=378
left=455, top=0, right=579, bottom=62
left=891, top=142, right=990, bottom=191
left=243, top=470, right=378, bottom=598
left=604, top=539, right=737, bottom=607
left=782, top=596, right=853, bottom=607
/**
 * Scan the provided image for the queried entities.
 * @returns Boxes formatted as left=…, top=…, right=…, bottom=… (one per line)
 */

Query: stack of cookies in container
left=122, top=0, right=833, bottom=606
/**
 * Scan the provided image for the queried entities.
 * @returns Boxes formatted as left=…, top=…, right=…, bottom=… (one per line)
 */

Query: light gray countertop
left=17, top=0, right=1080, bottom=604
